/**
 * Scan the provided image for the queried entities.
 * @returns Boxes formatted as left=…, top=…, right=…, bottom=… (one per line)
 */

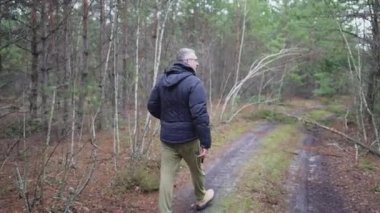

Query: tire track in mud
left=286, top=134, right=349, bottom=213
left=173, top=122, right=276, bottom=212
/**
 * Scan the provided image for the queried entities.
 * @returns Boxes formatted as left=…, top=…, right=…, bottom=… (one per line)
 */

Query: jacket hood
left=162, top=62, right=195, bottom=87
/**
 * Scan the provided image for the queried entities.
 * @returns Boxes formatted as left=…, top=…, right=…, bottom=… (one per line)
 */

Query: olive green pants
left=158, top=140, right=206, bottom=213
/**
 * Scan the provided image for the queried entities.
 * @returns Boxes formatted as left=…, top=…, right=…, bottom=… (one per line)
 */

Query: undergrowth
left=0, top=118, right=43, bottom=139
left=113, top=159, right=160, bottom=193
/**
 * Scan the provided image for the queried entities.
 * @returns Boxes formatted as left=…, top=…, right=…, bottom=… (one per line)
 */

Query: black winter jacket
left=147, top=62, right=211, bottom=149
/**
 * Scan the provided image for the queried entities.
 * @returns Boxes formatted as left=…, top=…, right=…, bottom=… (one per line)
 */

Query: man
left=147, top=48, right=214, bottom=212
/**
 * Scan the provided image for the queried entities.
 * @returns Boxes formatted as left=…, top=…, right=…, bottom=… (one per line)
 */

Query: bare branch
left=220, top=48, right=306, bottom=121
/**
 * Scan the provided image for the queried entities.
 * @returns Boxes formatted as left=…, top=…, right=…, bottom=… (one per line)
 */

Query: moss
left=306, top=109, right=331, bottom=120
left=304, top=109, right=335, bottom=125
left=113, top=159, right=160, bottom=193
left=373, top=183, right=380, bottom=193
left=358, top=159, right=378, bottom=172
left=218, top=194, right=253, bottom=213
left=250, top=109, right=297, bottom=124
left=326, top=103, right=345, bottom=115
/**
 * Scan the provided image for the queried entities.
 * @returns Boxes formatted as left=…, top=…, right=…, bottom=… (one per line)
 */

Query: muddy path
left=173, top=122, right=276, bottom=212
left=286, top=133, right=348, bottom=213
left=172, top=122, right=350, bottom=213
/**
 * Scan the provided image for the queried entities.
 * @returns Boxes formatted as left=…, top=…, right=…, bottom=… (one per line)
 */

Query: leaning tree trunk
left=220, top=48, right=303, bottom=121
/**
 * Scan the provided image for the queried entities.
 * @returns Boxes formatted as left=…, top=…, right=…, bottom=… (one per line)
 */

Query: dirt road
left=173, top=122, right=275, bottom=212
left=286, top=134, right=348, bottom=213
left=172, top=123, right=349, bottom=212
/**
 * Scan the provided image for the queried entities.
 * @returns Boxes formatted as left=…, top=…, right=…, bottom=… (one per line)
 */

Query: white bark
left=133, top=2, right=140, bottom=156
left=42, top=87, right=56, bottom=181
left=234, top=0, right=247, bottom=85
left=338, top=22, right=379, bottom=148
left=113, top=12, right=120, bottom=167
left=70, top=82, right=76, bottom=164
left=140, top=0, right=174, bottom=156
left=46, top=88, right=56, bottom=146
left=16, top=166, right=31, bottom=212
left=92, top=1, right=116, bottom=144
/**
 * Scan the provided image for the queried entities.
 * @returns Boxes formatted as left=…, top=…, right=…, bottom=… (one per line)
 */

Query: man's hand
left=197, top=147, right=208, bottom=163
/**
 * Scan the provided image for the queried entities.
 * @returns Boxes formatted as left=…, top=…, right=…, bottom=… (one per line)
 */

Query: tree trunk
left=78, top=0, right=89, bottom=127
left=0, top=4, right=2, bottom=73
left=140, top=0, right=174, bottom=155
left=121, top=0, right=129, bottom=110
left=97, top=0, right=105, bottom=130
left=133, top=0, right=141, bottom=157
left=0, top=46, right=2, bottom=73
left=0, top=30, right=2, bottom=73
left=99, top=0, right=105, bottom=70
left=234, top=0, right=247, bottom=86
left=29, top=0, right=39, bottom=117
left=62, top=0, right=72, bottom=128
left=113, top=27, right=120, bottom=166
left=112, top=2, right=120, bottom=166
left=49, top=0, right=61, bottom=122
left=233, top=0, right=242, bottom=85
left=40, top=0, right=49, bottom=126
left=367, top=0, right=380, bottom=119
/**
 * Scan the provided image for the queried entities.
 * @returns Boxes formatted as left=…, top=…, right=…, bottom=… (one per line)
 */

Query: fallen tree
left=289, top=113, right=380, bottom=157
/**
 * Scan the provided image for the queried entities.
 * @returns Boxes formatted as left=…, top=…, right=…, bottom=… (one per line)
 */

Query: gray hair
left=176, top=48, right=195, bottom=61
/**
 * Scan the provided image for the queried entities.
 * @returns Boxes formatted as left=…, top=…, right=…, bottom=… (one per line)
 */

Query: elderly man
left=147, top=48, right=214, bottom=212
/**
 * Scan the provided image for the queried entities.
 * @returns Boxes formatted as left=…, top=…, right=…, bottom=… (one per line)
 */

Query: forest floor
left=1, top=98, right=380, bottom=212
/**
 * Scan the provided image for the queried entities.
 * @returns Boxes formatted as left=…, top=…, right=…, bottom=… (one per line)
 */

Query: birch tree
left=132, top=0, right=141, bottom=158
left=140, top=0, right=174, bottom=156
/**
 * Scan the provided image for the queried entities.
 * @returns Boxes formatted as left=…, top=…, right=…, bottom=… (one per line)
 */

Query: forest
left=1, top=0, right=380, bottom=212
